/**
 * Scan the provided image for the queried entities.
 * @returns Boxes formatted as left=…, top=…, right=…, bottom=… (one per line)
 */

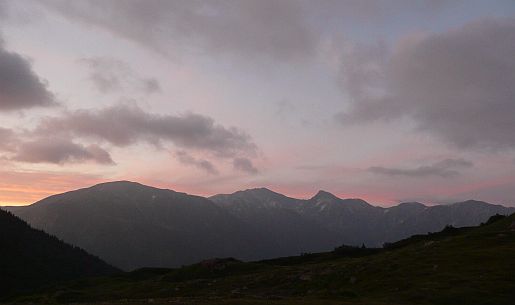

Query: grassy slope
left=10, top=214, right=515, bottom=305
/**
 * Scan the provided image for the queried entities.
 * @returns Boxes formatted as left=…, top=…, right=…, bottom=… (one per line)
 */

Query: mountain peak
left=245, top=187, right=277, bottom=194
left=397, top=202, right=426, bottom=208
left=90, top=180, right=147, bottom=189
left=311, top=190, right=339, bottom=201
left=451, top=199, right=492, bottom=207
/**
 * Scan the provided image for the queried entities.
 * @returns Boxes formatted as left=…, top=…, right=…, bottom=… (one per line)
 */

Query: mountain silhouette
left=6, top=181, right=515, bottom=270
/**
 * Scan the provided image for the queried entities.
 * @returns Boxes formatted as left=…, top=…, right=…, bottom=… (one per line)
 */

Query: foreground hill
left=10, top=213, right=515, bottom=305
left=6, top=181, right=514, bottom=270
left=0, top=209, right=118, bottom=298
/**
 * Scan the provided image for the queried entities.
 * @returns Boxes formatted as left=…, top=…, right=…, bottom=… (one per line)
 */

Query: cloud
left=41, top=0, right=315, bottom=61
left=79, top=57, right=161, bottom=94
left=337, top=17, right=515, bottom=150
left=2, top=103, right=258, bottom=170
left=12, top=137, right=114, bottom=165
left=175, top=150, right=218, bottom=175
left=36, top=104, right=257, bottom=158
left=0, top=127, right=16, bottom=152
left=233, top=157, right=258, bottom=174
left=369, top=158, right=473, bottom=178
left=0, top=126, right=113, bottom=165
left=0, top=38, right=56, bottom=111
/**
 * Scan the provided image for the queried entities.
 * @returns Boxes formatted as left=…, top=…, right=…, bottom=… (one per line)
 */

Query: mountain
left=6, top=182, right=514, bottom=271
left=13, top=213, right=515, bottom=305
left=212, top=188, right=515, bottom=247
left=5, top=181, right=278, bottom=271
left=0, top=209, right=118, bottom=298
left=211, top=188, right=341, bottom=255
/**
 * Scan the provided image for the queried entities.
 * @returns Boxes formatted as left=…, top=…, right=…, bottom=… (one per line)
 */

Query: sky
left=0, top=0, right=514, bottom=206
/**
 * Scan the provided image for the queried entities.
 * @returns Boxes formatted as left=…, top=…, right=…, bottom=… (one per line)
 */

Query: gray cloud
left=233, top=157, right=258, bottom=174
left=0, top=38, right=56, bottom=111
left=41, top=0, right=315, bottom=61
left=337, top=17, right=515, bottom=150
left=369, top=158, right=473, bottom=178
left=12, top=137, right=114, bottom=165
left=0, top=126, right=113, bottom=165
left=0, top=127, right=16, bottom=151
left=175, top=150, right=218, bottom=175
left=79, top=57, right=161, bottom=95
left=36, top=104, right=257, bottom=158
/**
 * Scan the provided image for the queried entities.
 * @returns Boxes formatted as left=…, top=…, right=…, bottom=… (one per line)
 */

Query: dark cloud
left=0, top=39, right=56, bottom=111
left=233, top=157, right=258, bottom=174
left=337, top=17, right=515, bottom=150
left=369, top=158, right=473, bottom=178
left=41, top=0, right=315, bottom=61
left=175, top=150, right=218, bottom=175
left=79, top=57, right=160, bottom=95
left=12, top=137, right=114, bottom=165
left=36, top=104, right=257, bottom=158
left=0, top=127, right=113, bottom=165
left=142, top=78, right=161, bottom=95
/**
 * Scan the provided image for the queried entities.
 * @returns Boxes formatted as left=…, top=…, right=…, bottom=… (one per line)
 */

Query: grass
left=5, top=214, right=515, bottom=305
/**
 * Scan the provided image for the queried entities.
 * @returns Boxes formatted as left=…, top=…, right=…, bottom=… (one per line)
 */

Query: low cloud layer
left=0, top=39, right=56, bottom=111
left=79, top=57, right=161, bottom=95
left=175, top=150, right=218, bottom=175
left=36, top=104, right=257, bottom=158
left=0, top=126, right=113, bottom=165
left=338, top=17, right=515, bottom=150
left=13, top=138, right=114, bottom=165
left=1, top=103, right=259, bottom=172
left=369, top=158, right=473, bottom=178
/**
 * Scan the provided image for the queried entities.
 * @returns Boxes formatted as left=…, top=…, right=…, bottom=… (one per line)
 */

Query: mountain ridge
left=5, top=181, right=515, bottom=271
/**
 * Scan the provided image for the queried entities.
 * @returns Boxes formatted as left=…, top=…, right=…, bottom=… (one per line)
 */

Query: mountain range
left=4, top=181, right=514, bottom=270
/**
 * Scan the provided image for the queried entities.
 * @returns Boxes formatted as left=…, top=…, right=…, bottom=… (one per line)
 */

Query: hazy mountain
left=5, top=181, right=277, bottom=271
left=212, top=188, right=515, bottom=247
left=0, top=209, right=118, bottom=297
left=211, top=188, right=341, bottom=254
left=7, top=182, right=514, bottom=271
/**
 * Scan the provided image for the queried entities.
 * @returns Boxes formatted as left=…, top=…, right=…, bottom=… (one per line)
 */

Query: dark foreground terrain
left=5, top=213, right=515, bottom=305
left=0, top=209, right=119, bottom=299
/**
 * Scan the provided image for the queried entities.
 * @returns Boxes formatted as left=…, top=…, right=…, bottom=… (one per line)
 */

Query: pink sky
left=0, top=1, right=515, bottom=207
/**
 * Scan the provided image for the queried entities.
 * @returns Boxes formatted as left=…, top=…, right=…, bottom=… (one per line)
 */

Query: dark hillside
left=10, top=213, right=515, bottom=305
left=0, top=209, right=119, bottom=298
